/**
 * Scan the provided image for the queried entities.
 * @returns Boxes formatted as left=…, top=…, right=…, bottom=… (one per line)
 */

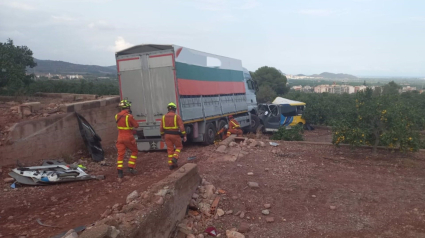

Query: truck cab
left=243, top=68, right=257, bottom=114
left=258, top=98, right=306, bottom=132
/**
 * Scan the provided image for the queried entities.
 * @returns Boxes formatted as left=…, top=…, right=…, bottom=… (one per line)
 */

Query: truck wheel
left=218, top=120, right=227, bottom=130
left=203, top=123, right=216, bottom=145
left=250, top=114, right=260, bottom=133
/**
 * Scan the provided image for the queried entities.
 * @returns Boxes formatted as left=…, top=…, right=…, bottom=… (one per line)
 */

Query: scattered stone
left=216, top=145, right=227, bottom=153
left=266, top=217, right=275, bottom=223
left=196, top=235, right=204, bottom=238
left=272, top=149, right=277, bottom=154
left=330, top=206, right=336, bottom=210
left=101, top=209, right=112, bottom=218
left=186, top=235, right=196, bottom=238
left=259, top=141, right=266, bottom=147
left=229, top=142, right=237, bottom=147
left=225, top=210, right=233, bottom=215
left=250, top=141, right=258, bottom=147
left=232, top=196, right=238, bottom=200
left=247, top=172, right=254, bottom=176
left=126, top=190, right=139, bottom=204
left=237, top=164, right=242, bottom=167
left=155, top=196, right=164, bottom=205
left=226, top=230, right=245, bottom=238
left=62, top=229, right=78, bottom=238
left=262, top=210, right=270, bottom=215
left=239, top=211, right=245, bottom=218
left=217, top=209, right=225, bottom=217
left=204, top=185, right=216, bottom=199
left=3, top=178, right=15, bottom=183
left=202, top=178, right=211, bottom=185
left=50, top=196, right=58, bottom=202
left=8, top=216, right=13, bottom=220
left=112, top=203, right=122, bottom=211
left=264, top=168, right=270, bottom=172
left=235, top=211, right=241, bottom=216
left=264, top=204, right=271, bottom=209
left=218, top=189, right=226, bottom=194
left=192, top=193, right=199, bottom=199
left=85, top=189, right=91, bottom=192
left=247, top=182, right=259, bottom=188
left=311, top=195, right=317, bottom=198
left=238, top=222, right=251, bottom=233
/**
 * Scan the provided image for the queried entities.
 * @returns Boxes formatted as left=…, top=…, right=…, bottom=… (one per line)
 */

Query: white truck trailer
left=115, top=44, right=258, bottom=151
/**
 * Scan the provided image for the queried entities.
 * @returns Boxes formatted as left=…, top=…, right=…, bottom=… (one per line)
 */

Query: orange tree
left=332, top=88, right=421, bottom=153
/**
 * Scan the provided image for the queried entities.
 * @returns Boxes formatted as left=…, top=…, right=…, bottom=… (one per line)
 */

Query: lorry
left=115, top=44, right=259, bottom=151
left=257, top=97, right=306, bottom=133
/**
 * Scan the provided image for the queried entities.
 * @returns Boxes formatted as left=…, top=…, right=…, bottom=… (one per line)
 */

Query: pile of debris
left=175, top=178, right=245, bottom=238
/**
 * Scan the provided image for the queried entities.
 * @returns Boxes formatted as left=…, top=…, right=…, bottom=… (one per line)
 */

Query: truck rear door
left=117, top=51, right=177, bottom=131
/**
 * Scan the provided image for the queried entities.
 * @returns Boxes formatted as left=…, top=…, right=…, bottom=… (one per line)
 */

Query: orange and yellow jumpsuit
left=160, top=111, right=186, bottom=165
left=115, top=110, right=139, bottom=170
left=227, top=118, right=243, bottom=137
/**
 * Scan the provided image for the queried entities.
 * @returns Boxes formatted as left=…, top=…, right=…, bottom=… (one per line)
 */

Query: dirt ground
left=1, top=130, right=425, bottom=238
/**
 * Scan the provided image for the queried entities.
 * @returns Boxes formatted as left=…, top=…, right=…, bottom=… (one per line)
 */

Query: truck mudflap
left=136, top=138, right=168, bottom=151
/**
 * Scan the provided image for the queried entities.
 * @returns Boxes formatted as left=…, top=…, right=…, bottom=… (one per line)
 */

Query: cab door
left=263, top=105, right=281, bottom=132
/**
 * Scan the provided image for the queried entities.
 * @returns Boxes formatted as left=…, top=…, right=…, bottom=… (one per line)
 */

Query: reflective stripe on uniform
left=131, top=155, right=137, bottom=159
left=231, top=121, right=240, bottom=129
left=175, top=149, right=181, bottom=153
left=181, top=131, right=186, bottom=134
left=168, top=155, right=174, bottom=158
left=168, top=160, right=173, bottom=164
left=116, top=114, right=134, bottom=130
left=117, top=161, right=123, bottom=164
left=227, top=132, right=231, bottom=135
left=162, top=115, right=178, bottom=129
left=173, top=154, right=178, bottom=157
left=128, top=161, right=135, bottom=165
left=117, top=164, right=123, bottom=168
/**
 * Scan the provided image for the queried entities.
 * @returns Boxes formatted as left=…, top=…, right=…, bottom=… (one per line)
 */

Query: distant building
left=400, top=86, right=417, bottom=93
left=292, top=85, right=302, bottom=91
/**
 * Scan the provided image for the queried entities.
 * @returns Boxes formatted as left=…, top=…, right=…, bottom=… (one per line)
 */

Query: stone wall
left=0, top=96, right=120, bottom=166
left=79, top=163, right=201, bottom=238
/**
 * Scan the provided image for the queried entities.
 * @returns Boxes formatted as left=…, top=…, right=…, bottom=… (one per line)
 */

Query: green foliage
left=0, top=39, right=37, bottom=95
left=382, top=81, right=401, bottom=95
left=332, top=88, right=422, bottom=153
left=271, top=124, right=304, bottom=141
left=285, top=91, right=357, bottom=126
left=256, top=85, right=277, bottom=103
left=251, top=66, right=289, bottom=100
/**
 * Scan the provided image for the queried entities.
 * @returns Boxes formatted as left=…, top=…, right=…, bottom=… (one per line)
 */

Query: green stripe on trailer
left=176, top=62, right=244, bottom=82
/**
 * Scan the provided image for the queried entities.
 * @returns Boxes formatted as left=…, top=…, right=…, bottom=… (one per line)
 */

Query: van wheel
left=203, top=123, right=216, bottom=145
left=250, top=114, right=260, bottom=133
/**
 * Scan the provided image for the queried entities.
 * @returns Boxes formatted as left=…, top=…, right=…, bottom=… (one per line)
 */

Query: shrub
left=271, top=124, right=304, bottom=141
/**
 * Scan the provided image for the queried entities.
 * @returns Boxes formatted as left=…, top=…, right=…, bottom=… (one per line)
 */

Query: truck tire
left=250, top=114, right=260, bottom=133
left=203, top=123, right=216, bottom=145
left=218, top=120, right=227, bottom=130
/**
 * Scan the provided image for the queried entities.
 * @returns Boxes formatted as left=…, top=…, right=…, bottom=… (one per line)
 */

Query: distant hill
left=29, top=59, right=116, bottom=75
left=311, top=72, right=358, bottom=79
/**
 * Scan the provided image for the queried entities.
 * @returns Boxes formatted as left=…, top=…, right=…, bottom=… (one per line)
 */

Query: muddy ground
left=1, top=129, right=425, bottom=238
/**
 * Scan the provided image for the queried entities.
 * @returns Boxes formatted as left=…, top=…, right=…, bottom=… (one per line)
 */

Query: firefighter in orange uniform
left=160, top=102, right=187, bottom=170
left=115, top=99, right=139, bottom=178
left=227, top=115, right=243, bottom=137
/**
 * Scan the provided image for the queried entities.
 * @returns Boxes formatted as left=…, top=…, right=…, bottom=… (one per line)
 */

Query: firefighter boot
left=169, top=158, right=179, bottom=170
left=118, top=169, right=123, bottom=178
left=128, top=167, right=137, bottom=175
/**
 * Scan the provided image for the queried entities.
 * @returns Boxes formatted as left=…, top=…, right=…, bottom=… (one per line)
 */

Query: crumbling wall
left=79, top=163, right=201, bottom=238
left=0, top=96, right=120, bottom=166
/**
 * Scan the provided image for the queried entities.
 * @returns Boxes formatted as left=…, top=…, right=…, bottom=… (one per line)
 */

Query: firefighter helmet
left=118, top=99, right=131, bottom=109
left=167, top=102, right=177, bottom=110
left=228, top=115, right=234, bottom=119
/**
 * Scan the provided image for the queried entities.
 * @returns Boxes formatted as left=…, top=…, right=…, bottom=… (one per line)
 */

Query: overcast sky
left=1, top=0, right=424, bottom=77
